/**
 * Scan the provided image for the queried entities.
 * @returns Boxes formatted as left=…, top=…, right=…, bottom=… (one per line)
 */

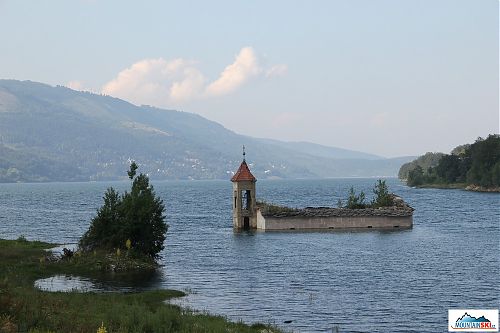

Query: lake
left=0, top=178, right=498, bottom=333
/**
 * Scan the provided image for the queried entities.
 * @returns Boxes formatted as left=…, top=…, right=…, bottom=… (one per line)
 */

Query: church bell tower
left=231, top=146, right=257, bottom=230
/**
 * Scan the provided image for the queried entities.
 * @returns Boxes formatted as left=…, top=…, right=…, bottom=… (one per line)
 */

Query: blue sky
left=0, top=0, right=498, bottom=157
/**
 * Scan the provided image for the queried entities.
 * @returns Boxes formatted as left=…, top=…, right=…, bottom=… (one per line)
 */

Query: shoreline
left=400, top=181, right=500, bottom=193
left=0, top=238, right=281, bottom=333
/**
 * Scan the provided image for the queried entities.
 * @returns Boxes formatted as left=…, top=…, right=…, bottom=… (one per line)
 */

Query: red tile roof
left=231, top=160, right=256, bottom=182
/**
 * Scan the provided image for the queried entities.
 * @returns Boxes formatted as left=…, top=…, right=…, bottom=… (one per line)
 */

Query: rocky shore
left=464, top=185, right=500, bottom=192
left=411, top=183, right=500, bottom=192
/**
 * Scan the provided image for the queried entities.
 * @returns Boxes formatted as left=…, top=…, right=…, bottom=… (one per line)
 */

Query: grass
left=58, top=248, right=159, bottom=273
left=256, top=200, right=299, bottom=216
left=0, top=238, right=282, bottom=333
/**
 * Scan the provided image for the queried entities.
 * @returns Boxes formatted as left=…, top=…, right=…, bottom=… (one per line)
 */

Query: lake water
left=0, top=178, right=498, bottom=333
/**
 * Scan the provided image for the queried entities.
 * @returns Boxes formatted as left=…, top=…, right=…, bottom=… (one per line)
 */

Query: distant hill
left=256, top=139, right=383, bottom=160
left=0, top=79, right=414, bottom=182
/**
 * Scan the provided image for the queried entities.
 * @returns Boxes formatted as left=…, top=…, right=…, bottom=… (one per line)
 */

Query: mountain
left=0, top=79, right=414, bottom=182
left=256, top=139, right=383, bottom=160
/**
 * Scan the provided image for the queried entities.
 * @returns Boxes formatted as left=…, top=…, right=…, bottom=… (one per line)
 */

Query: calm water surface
left=0, top=178, right=498, bottom=333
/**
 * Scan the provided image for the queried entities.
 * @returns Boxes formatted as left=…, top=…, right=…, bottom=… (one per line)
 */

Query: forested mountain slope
left=0, top=80, right=413, bottom=182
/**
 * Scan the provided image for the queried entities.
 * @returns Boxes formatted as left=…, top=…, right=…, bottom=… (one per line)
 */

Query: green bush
left=346, top=187, right=366, bottom=209
left=79, top=162, right=167, bottom=259
left=338, top=180, right=394, bottom=209
left=371, top=179, right=393, bottom=207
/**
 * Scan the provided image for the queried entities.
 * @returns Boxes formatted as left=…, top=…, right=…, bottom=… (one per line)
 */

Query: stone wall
left=257, top=210, right=412, bottom=230
left=256, top=195, right=414, bottom=230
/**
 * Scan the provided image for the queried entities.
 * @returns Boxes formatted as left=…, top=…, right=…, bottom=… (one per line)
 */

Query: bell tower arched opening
left=231, top=146, right=257, bottom=230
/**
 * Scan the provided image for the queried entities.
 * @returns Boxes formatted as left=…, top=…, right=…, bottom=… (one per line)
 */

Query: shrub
left=371, top=179, right=393, bottom=207
left=79, top=162, right=167, bottom=259
left=256, top=200, right=298, bottom=216
left=345, top=187, right=366, bottom=209
left=338, top=180, right=395, bottom=209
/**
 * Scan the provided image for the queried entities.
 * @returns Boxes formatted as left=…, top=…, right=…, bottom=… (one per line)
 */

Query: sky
left=0, top=0, right=498, bottom=157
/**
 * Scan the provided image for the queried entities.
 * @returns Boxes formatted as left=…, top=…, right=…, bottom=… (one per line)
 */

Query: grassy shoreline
left=0, top=238, right=280, bottom=333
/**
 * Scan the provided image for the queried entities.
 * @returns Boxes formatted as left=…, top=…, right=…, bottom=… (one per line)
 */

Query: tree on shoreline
left=79, top=162, right=167, bottom=259
left=403, top=134, right=500, bottom=188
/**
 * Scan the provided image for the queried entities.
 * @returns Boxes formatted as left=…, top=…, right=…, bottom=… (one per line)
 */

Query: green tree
left=398, top=152, right=444, bottom=179
left=79, top=162, right=167, bottom=259
left=407, top=165, right=424, bottom=186
left=119, top=173, right=167, bottom=258
left=435, top=155, right=461, bottom=183
left=490, top=161, right=500, bottom=186
left=127, top=161, right=138, bottom=179
left=466, top=135, right=500, bottom=186
left=79, top=188, right=121, bottom=250
left=371, top=179, right=393, bottom=207
left=346, top=187, right=366, bottom=209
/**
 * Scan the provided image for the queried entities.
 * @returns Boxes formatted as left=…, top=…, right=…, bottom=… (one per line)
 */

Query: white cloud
left=66, top=80, right=84, bottom=91
left=205, top=47, right=262, bottom=97
left=169, top=66, right=206, bottom=101
left=101, top=47, right=286, bottom=106
left=265, top=64, right=288, bottom=78
left=102, top=58, right=206, bottom=106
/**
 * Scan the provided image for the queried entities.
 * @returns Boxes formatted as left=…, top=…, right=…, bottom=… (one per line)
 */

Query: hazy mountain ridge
left=0, top=79, right=414, bottom=182
left=256, top=139, right=383, bottom=160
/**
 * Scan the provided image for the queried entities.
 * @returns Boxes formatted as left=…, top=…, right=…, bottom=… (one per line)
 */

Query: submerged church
left=230, top=148, right=413, bottom=231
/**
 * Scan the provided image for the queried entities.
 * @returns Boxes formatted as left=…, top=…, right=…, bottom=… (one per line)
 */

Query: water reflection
left=36, top=275, right=101, bottom=293
left=35, top=270, right=164, bottom=293
left=3, top=179, right=498, bottom=333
